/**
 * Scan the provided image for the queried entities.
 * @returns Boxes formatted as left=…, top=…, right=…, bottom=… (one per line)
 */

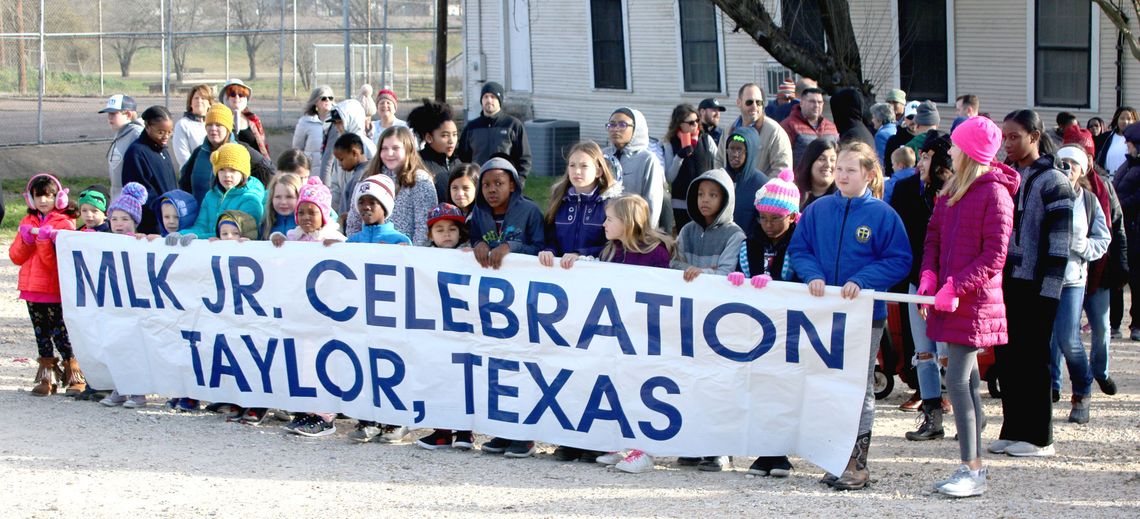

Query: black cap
left=699, top=98, right=726, bottom=112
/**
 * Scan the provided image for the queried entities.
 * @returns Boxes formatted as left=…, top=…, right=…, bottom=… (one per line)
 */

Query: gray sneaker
left=378, top=425, right=408, bottom=443
left=1130, top=328, right=1140, bottom=341
left=935, top=465, right=986, bottom=497
left=1004, top=441, right=1055, bottom=457
left=348, top=422, right=382, bottom=443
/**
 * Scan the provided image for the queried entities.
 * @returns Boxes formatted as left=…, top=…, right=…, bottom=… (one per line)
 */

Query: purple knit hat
left=108, top=182, right=148, bottom=224
left=754, top=169, right=801, bottom=222
left=951, top=116, right=1002, bottom=164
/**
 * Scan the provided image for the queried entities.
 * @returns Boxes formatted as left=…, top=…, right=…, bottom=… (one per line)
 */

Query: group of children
left=17, top=115, right=1028, bottom=498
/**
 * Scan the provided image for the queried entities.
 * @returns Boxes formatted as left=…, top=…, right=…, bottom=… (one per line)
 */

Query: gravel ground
left=0, top=244, right=1137, bottom=518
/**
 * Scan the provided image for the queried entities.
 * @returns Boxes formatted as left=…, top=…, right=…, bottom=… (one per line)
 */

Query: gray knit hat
left=914, top=101, right=940, bottom=127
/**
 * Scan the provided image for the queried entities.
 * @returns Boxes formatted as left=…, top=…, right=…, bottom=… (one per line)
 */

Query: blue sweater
left=121, top=131, right=177, bottom=235
left=788, top=190, right=912, bottom=320
left=347, top=221, right=412, bottom=244
left=468, top=166, right=545, bottom=254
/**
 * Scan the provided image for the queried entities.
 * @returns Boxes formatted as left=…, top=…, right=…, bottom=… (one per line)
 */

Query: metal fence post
left=278, top=0, right=285, bottom=127
left=36, top=0, right=44, bottom=144
left=342, top=0, right=351, bottom=98
left=160, top=0, right=168, bottom=105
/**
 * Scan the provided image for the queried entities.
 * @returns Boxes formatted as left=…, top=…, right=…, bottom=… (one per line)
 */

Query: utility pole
left=434, top=0, right=447, bottom=102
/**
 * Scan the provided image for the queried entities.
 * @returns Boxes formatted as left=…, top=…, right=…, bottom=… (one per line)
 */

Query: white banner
left=56, top=231, right=872, bottom=475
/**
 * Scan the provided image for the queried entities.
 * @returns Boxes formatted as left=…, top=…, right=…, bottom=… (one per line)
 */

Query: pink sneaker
left=615, top=449, right=654, bottom=474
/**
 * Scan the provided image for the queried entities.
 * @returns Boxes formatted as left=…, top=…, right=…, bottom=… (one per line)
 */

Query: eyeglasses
left=149, top=128, right=173, bottom=138
left=320, top=96, right=334, bottom=102
left=606, top=121, right=633, bottom=130
left=227, top=90, right=248, bottom=98
left=743, top=99, right=764, bottom=107
left=680, top=119, right=699, bottom=127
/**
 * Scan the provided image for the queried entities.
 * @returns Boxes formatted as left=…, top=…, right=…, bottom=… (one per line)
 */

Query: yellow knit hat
left=205, top=103, right=233, bottom=133
left=210, top=142, right=251, bottom=178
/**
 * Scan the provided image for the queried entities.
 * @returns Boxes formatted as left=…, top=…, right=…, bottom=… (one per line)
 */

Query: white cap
left=903, top=100, right=921, bottom=119
left=1055, top=146, right=1089, bottom=173
left=98, top=94, right=137, bottom=114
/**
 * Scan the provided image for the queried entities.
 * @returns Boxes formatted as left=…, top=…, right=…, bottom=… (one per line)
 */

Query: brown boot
left=31, top=357, right=60, bottom=396
left=833, top=433, right=871, bottom=490
left=62, top=357, right=86, bottom=396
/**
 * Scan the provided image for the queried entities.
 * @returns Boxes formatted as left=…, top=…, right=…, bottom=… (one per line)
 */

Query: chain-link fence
left=0, top=0, right=464, bottom=146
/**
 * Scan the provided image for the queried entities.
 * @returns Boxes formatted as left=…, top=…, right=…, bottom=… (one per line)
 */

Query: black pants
left=995, top=278, right=1056, bottom=447
left=1110, top=287, right=1123, bottom=330
left=671, top=208, right=691, bottom=236
left=1128, top=246, right=1140, bottom=329
left=27, top=302, right=72, bottom=360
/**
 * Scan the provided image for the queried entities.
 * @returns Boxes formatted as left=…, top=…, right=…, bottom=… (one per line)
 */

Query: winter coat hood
left=615, top=107, right=650, bottom=153
left=332, top=99, right=369, bottom=140
left=217, top=209, right=259, bottom=240
left=157, top=189, right=200, bottom=237
left=982, top=161, right=1022, bottom=198
left=830, top=88, right=866, bottom=134
left=686, top=168, right=736, bottom=230
left=724, top=126, right=760, bottom=180
left=473, top=157, right=524, bottom=211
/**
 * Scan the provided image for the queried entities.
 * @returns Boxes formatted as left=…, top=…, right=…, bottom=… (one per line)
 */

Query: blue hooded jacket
left=723, top=126, right=769, bottom=237
left=788, top=190, right=912, bottom=320
left=542, top=182, right=622, bottom=258
left=347, top=221, right=412, bottom=245
left=468, top=158, right=545, bottom=254
left=157, top=189, right=200, bottom=236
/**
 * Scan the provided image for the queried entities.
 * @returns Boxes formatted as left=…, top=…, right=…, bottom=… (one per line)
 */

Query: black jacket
left=457, top=111, right=532, bottom=179
left=420, top=146, right=458, bottom=204
left=831, top=87, right=876, bottom=148
left=889, top=173, right=935, bottom=286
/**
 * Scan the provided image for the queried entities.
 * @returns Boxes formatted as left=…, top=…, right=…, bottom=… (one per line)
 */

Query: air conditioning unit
left=525, top=119, right=580, bottom=177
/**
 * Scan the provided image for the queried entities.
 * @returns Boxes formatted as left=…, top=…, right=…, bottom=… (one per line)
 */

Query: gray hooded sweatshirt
left=604, top=107, right=665, bottom=227
left=108, top=119, right=144, bottom=198
left=671, top=168, right=746, bottom=275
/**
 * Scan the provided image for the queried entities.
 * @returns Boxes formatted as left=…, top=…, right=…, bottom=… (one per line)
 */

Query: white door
left=505, top=0, right=532, bottom=92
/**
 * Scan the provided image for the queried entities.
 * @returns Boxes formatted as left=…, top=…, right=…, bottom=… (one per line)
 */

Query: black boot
left=905, top=400, right=945, bottom=441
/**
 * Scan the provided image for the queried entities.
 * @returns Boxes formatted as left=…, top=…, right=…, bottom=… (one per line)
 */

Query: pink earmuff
left=24, top=173, right=69, bottom=211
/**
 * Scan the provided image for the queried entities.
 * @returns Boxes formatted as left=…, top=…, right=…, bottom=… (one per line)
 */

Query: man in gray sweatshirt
left=100, top=94, right=143, bottom=198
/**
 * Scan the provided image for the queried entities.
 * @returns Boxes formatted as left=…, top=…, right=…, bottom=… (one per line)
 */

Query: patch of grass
left=0, top=176, right=109, bottom=240
left=522, top=175, right=558, bottom=213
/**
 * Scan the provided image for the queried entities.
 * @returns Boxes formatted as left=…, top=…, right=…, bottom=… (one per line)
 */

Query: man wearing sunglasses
left=714, top=83, right=792, bottom=179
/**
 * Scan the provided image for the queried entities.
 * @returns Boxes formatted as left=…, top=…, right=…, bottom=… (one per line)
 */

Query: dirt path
left=0, top=244, right=1137, bottom=517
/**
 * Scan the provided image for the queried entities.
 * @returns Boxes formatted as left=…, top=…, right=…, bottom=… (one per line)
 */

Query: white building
left=463, top=0, right=1140, bottom=146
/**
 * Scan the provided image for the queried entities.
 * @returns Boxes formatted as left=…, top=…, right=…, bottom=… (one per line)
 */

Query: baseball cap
left=99, top=94, right=137, bottom=114
left=903, top=100, right=921, bottom=119
left=699, top=98, right=727, bottom=112
left=885, top=89, right=906, bottom=104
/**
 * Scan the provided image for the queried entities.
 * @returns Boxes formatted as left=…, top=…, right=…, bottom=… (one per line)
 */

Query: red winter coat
left=8, top=210, right=77, bottom=298
left=922, top=162, right=1018, bottom=347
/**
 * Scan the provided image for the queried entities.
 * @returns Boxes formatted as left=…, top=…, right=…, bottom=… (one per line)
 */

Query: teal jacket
left=185, top=176, right=266, bottom=238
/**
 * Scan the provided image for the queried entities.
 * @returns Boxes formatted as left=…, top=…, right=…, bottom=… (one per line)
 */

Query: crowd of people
left=11, top=76, right=1138, bottom=499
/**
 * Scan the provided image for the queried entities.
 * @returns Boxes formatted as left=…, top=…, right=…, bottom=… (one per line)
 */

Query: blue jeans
left=908, top=284, right=944, bottom=400
left=1050, top=285, right=1092, bottom=397
left=1082, top=287, right=1111, bottom=381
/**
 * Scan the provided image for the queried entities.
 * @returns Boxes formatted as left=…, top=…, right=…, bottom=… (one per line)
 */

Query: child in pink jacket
left=920, top=116, right=1016, bottom=497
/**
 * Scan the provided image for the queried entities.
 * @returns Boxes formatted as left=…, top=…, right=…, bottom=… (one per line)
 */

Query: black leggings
left=27, top=302, right=72, bottom=360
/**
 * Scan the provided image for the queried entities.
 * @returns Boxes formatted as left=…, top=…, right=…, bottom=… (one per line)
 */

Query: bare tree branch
left=1093, top=0, right=1140, bottom=62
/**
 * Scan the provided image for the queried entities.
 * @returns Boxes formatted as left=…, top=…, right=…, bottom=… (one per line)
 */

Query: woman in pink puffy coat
left=919, top=116, right=1017, bottom=498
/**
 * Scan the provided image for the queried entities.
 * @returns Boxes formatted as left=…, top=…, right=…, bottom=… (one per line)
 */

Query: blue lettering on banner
left=525, top=281, right=569, bottom=346
left=404, top=267, right=436, bottom=330
left=679, top=297, right=695, bottom=357
left=703, top=303, right=777, bottom=362
left=577, top=375, right=634, bottom=438
left=786, top=310, right=847, bottom=369
left=284, top=338, right=317, bottom=398
left=119, top=251, right=151, bottom=308
left=479, top=277, right=519, bottom=339
left=577, top=288, right=635, bottom=354
left=638, top=376, right=682, bottom=440
left=73, top=250, right=122, bottom=307
left=208, top=334, right=252, bottom=392
left=364, top=263, right=397, bottom=327
left=146, top=253, right=182, bottom=310
left=242, top=335, right=278, bottom=392
left=438, top=272, right=474, bottom=333
left=228, top=256, right=267, bottom=317
left=203, top=256, right=226, bottom=313
left=182, top=330, right=205, bottom=386
left=635, top=292, right=672, bottom=356
left=521, top=362, right=574, bottom=428
left=306, top=260, right=358, bottom=321
left=487, top=356, right=520, bottom=423
left=452, top=352, right=482, bottom=414
left=368, top=348, right=407, bottom=410
left=316, top=340, right=364, bottom=401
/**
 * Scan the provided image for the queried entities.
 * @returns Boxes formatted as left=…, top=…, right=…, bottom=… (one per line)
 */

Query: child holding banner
left=537, top=141, right=621, bottom=463
left=920, top=115, right=1017, bottom=498
left=76, top=185, right=111, bottom=233
left=183, top=142, right=266, bottom=239
left=11, top=173, right=81, bottom=397
left=788, top=141, right=911, bottom=491
left=728, top=167, right=801, bottom=478
left=261, top=173, right=303, bottom=239
left=99, top=183, right=152, bottom=408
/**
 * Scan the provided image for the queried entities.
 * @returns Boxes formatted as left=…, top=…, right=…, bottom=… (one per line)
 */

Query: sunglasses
left=227, top=89, right=248, bottom=98
left=320, top=96, right=334, bottom=102
left=743, top=99, right=763, bottom=107
left=606, top=121, right=633, bottom=130
left=680, top=119, right=699, bottom=126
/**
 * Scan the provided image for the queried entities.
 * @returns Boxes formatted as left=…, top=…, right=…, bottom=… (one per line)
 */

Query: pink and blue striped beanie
left=754, top=169, right=800, bottom=221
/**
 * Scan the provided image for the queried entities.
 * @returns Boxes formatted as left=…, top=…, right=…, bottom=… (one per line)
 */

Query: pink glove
left=751, top=274, right=772, bottom=289
left=36, top=224, right=55, bottom=242
left=918, top=270, right=938, bottom=296
left=934, top=277, right=959, bottom=313
left=18, top=224, right=35, bottom=244
left=727, top=272, right=745, bottom=286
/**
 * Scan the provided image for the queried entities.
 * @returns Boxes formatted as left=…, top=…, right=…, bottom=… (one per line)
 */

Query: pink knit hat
left=754, top=169, right=801, bottom=221
left=950, top=116, right=1002, bottom=164
left=296, top=176, right=333, bottom=227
